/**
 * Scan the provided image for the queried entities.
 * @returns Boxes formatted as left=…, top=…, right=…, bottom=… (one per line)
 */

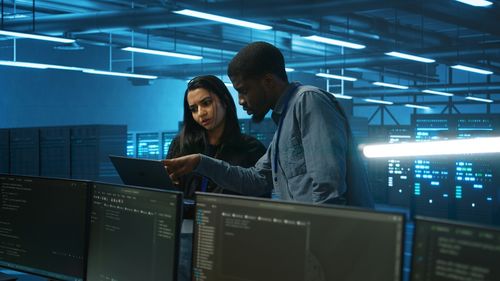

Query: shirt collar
left=271, top=82, right=301, bottom=124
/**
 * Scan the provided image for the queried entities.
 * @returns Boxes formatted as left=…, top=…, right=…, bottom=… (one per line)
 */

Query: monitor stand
left=0, top=272, right=17, bottom=281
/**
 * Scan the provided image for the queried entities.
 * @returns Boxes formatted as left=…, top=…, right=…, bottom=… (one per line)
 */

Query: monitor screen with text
left=86, top=183, right=182, bottom=281
left=193, top=193, right=405, bottom=281
left=412, top=217, right=500, bottom=281
left=0, top=175, right=89, bottom=281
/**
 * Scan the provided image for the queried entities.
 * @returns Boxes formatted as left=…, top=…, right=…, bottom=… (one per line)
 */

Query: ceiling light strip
left=173, top=9, right=272, bottom=30
left=451, top=64, right=493, bottom=75
left=404, top=104, right=431, bottom=110
left=364, top=98, right=394, bottom=105
left=332, top=94, right=353, bottom=100
left=0, top=60, right=49, bottom=69
left=385, top=51, right=435, bottom=63
left=122, top=47, right=202, bottom=60
left=303, top=35, right=366, bottom=49
left=83, top=69, right=157, bottom=79
left=455, top=0, right=493, bottom=7
left=422, top=89, right=454, bottom=97
left=465, top=96, right=493, bottom=103
left=0, top=60, right=157, bottom=79
left=372, top=81, right=409, bottom=90
left=316, top=72, right=357, bottom=81
left=0, top=30, right=75, bottom=43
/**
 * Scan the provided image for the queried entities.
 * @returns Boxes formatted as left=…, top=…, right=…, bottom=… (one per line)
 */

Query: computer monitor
left=86, top=182, right=182, bottom=281
left=0, top=174, right=89, bottom=281
left=193, top=193, right=405, bottom=281
left=411, top=216, right=500, bottom=281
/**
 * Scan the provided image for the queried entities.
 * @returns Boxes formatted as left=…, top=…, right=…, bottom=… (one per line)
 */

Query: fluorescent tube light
left=364, top=98, right=394, bottom=105
left=465, top=96, right=493, bottom=103
left=332, top=94, right=353, bottom=100
left=385, top=51, right=435, bottom=63
left=0, top=60, right=88, bottom=71
left=0, top=60, right=157, bottom=79
left=455, top=0, right=493, bottom=7
left=46, top=65, right=87, bottom=71
left=404, top=104, right=431, bottom=110
left=372, top=82, right=409, bottom=90
left=173, top=9, right=272, bottom=30
left=316, top=72, right=357, bottom=81
left=83, top=69, right=157, bottom=80
left=363, top=137, right=500, bottom=158
left=451, top=64, right=493, bottom=75
left=0, top=14, right=27, bottom=19
left=0, top=30, right=75, bottom=43
left=303, top=35, right=366, bottom=49
left=285, top=67, right=295, bottom=72
left=0, top=60, right=49, bottom=69
left=122, top=47, right=202, bottom=60
left=422, top=89, right=454, bottom=97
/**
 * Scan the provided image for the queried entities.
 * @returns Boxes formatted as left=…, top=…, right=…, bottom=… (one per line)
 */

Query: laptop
left=109, top=155, right=176, bottom=190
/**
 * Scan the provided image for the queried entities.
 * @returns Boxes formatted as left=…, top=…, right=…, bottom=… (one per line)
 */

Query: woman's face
left=187, top=88, right=226, bottom=132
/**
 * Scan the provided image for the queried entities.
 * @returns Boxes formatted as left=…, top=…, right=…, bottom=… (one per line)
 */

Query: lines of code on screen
left=0, top=175, right=88, bottom=281
left=412, top=218, right=500, bottom=281
left=86, top=183, right=181, bottom=281
left=193, top=194, right=404, bottom=281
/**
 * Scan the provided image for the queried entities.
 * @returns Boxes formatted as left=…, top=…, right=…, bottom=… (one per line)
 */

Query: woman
left=168, top=75, right=266, bottom=281
left=166, top=75, right=266, bottom=199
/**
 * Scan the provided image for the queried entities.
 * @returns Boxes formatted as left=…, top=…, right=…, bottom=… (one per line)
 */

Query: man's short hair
left=227, top=41, right=288, bottom=82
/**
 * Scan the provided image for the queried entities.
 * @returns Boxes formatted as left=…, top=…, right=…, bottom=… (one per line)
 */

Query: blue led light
left=414, top=183, right=421, bottom=196
left=416, top=128, right=448, bottom=131
left=473, top=184, right=483, bottom=189
left=455, top=186, right=462, bottom=199
left=457, top=128, right=493, bottom=131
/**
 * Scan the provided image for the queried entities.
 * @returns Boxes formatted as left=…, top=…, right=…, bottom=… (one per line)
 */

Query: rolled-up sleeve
left=194, top=149, right=273, bottom=196
left=295, top=91, right=348, bottom=204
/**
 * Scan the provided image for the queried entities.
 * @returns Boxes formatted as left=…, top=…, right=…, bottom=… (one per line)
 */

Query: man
left=164, top=41, right=373, bottom=207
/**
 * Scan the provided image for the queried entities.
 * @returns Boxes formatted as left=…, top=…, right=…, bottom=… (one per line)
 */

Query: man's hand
left=163, top=154, right=201, bottom=183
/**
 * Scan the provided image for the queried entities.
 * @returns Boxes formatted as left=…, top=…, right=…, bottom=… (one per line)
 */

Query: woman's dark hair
left=227, top=41, right=288, bottom=82
left=177, top=75, right=241, bottom=155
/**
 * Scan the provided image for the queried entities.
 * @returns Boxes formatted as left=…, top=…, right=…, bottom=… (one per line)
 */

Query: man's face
left=230, top=74, right=272, bottom=123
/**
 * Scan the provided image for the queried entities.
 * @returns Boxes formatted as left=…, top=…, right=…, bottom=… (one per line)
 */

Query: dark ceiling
left=1, top=0, right=499, bottom=102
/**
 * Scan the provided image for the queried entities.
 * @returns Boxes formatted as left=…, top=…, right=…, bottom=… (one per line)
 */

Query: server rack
left=9, top=127, right=40, bottom=176
left=71, top=125, right=126, bottom=183
left=40, top=126, right=70, bottom=178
